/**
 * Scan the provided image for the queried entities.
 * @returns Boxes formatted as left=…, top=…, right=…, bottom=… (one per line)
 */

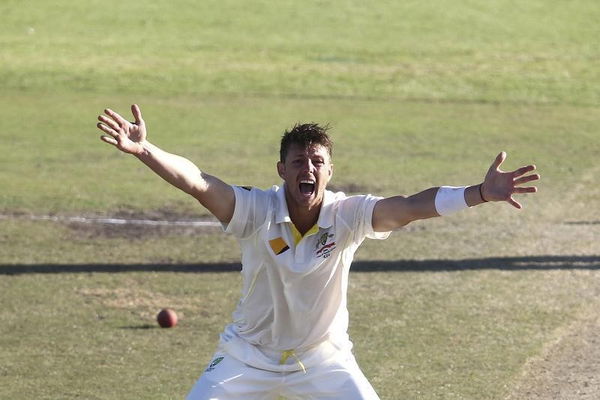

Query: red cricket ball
left=157, top=308, right=178, bottom=328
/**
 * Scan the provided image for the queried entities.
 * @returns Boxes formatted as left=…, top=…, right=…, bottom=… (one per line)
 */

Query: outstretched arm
left=96, top=105, right=234, bottom=223
left=372, top=152, right=540, bottom=232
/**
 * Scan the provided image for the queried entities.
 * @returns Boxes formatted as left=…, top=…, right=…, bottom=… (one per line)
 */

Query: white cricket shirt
left=218, top=184, right=390, bottom=371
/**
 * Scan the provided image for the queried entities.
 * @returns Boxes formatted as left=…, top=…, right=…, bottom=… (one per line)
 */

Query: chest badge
left=269, top=237, right=290, bottom=255
left=315, top=232, right=336, bottom=258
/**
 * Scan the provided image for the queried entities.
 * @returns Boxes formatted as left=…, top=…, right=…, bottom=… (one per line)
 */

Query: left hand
left=481, top=152, right=540, bottom=209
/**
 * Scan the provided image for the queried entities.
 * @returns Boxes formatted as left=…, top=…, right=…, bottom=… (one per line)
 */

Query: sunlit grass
left=1, top=0, right=599, bottom=398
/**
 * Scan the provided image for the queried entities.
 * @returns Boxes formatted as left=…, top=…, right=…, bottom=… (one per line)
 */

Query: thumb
left=491, top=151, right=506, bottom=171
left=131, top=104, right=144, bottom=125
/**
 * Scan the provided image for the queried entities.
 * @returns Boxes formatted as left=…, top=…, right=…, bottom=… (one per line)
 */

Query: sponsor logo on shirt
left=316, top=232, right=336, bottom=258
left=205, top=356, right=225, bottom=372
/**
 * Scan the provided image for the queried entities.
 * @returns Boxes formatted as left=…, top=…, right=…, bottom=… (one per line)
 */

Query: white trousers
left=186, top=348, right=380, bottom=400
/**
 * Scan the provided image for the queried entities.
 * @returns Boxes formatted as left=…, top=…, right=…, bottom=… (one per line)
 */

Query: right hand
left=97, top=104, right=147, bottom=155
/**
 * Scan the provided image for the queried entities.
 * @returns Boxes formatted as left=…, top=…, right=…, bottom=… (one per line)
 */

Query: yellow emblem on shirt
left=269, top=237, right=289, bottom=255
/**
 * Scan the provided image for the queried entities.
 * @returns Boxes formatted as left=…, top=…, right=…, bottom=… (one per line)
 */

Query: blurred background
left=1, top=1, right=599, bottom=399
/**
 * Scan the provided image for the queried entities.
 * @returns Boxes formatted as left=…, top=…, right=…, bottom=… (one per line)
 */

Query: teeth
left=300, top=180, right=315, bottom=184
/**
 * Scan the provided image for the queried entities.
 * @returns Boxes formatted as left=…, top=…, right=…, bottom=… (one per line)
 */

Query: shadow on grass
left=0, top=256, right=599, bottom=275
left=120, top=324, right=156, bottom=330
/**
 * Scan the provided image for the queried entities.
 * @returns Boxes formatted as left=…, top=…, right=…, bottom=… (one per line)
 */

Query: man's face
left=277, top=143, right=333, bottom=212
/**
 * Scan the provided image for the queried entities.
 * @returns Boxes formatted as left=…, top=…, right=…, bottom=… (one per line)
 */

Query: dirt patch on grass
left=66, top=221, right=219, bottom=240
left=506, top=308, right=600, bottom=400
left=109, top=207, right=206, bottom=221
left=1, top=208, right=222, bottom=239
left=76, top=285, right=209, bottom=320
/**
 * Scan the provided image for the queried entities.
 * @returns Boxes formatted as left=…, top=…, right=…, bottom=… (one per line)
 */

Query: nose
left=301, top=159, right=315, bottom=173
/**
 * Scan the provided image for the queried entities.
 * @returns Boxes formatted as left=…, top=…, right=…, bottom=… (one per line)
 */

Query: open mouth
left=299, top=179, right=315, bottom=197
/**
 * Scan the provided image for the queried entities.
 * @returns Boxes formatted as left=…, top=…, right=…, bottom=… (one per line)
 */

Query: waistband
left=218, top=324, right=352, bottom=373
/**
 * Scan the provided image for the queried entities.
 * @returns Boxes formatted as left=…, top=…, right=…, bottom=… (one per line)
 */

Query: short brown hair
left=280, top=123, right=333, bottom=162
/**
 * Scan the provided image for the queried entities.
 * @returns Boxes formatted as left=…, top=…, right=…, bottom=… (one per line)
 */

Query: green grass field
left=1, top=1, right=599, bottom=399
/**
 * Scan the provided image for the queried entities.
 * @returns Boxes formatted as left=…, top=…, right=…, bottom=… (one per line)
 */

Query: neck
left=284, top=187, right=321, bottom=235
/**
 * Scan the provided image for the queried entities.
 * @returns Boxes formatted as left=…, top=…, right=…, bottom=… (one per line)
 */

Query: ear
left=277, top=161, right=285, bottom=180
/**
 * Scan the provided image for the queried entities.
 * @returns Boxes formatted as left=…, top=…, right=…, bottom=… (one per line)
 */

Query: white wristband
left=435, top=186, right=468, bottom=216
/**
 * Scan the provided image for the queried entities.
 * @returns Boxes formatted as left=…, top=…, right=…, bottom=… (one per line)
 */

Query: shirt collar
left=275, top=184, right=335, bottom=229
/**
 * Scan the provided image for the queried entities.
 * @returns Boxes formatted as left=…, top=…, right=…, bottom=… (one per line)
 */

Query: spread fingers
left=513, top=165, right=536, bottom=177
left=97, top=122, right=119, bottom=138
left=513, top=186, right=537, bottom=194
left=100, top=135, right=118, bottom=145
left=98, top=114, right=120, bottom=131
left=514, top=174, right=540, bottom=185
left=104, top=108, right=128, bottom=128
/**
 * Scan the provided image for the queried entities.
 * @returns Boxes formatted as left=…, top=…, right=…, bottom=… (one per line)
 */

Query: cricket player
left=96, top=105, right=539, bottom=399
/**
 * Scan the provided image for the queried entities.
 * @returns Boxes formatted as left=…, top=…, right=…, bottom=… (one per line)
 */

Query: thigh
left=186, top=352, right=281, bottom=400
left=283, top=351, right=380, bottom=400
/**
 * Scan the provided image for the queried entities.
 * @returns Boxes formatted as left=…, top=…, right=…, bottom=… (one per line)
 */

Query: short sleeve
left=223, top=185, right=270, bottom=239
left=361, top=195, right=391, bottom=240
left=338, top=194, right=391, bottom=245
